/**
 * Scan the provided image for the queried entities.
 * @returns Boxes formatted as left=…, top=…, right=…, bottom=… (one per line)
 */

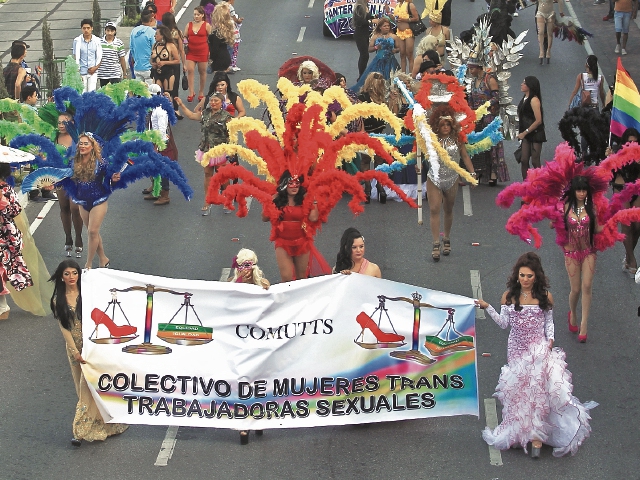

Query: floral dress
left=483, top=304, right=591, bottom=456
left=0, top=182, right=32, bottom=291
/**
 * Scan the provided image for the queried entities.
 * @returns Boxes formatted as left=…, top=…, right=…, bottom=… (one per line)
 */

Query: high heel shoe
left=578, top=334, right=587, bottom=343
left=378, top=188, right=387, bottom=204
left=568, top=312, right=578, bottom=333
left=356, top=312, right=405, bottom=343
left=187, top=94, right=195, bottom=102
left=546, top=57, right=550, bottom=64
left=75, top=246, right=83, bottom=259
left=90, top=308, right=138, bottom=338
left=531, top=440, right=542, bottom=458
left=198, top=95, right=204, bottom=102
left=240, top=430, right=249, bottom=445
left=539, top=57, right=544, bottom=65
left=65, top=244, right=73, bottom=257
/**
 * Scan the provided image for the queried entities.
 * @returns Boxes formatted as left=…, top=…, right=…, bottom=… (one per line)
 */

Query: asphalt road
left=1, top=0, right=639, bottom=478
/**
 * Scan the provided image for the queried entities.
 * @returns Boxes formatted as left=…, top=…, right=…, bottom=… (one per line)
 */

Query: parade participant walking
left=49, top=260, right=128, bottom=446
left=613, top=0, right=636, bottom=55
left=334, top=227, right=382, bottom=277
left=0, top=163, right=33, bottom=320
left=151, top=26, right=181, bottom=95
left=476, top=252, right=592, bottom=458
left=69, top=134, right=121, bottom=269
left=196, top=71, right=246, bottom=118
left=350, top=17, right=400, bottom=92
left=72, top=19, right=103, bottom=92
left=427, top=105, right=476, bottom=261
left=393, top=0, right=420, bottom=74
left=353, top=0, right=373, bottom=81
left=130, top=12, right=156, bottom=83
left=517, top=76, right=546, bottom=180
left=534, top=0, right=565, bottom=63
left=54, top=112, right=84, bottom=257
left=97, top=22, right=127, bottom=87
left=262, top=171, right=320, bottom=282
left=467, top=59, right=509, bottom=184
left=176, top=93, right=231, bottom=215
left=424, top=11, right=450, bottom=65
left=161, top=12, right=187, bottom=117
left=227, top=0, right=244, bottom=72
left=208, top=2, right=235, bottom=74
left=184, top=6, right=212, bottom=103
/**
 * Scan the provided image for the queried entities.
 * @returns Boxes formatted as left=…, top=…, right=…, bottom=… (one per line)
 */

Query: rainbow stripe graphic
left=611, top=58, right=640, bottom=137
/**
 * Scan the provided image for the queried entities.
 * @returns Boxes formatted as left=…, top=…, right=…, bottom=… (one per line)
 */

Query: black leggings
left=354, top=31, right=370, bottom=80
left=520, top=139, right=542, bottom=179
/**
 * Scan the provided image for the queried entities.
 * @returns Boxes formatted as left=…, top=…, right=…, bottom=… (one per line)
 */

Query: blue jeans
left=614, top=11, right=631, bottom=33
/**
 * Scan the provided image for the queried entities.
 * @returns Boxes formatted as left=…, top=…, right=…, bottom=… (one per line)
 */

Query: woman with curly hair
left=560, top=175, right=602, bottom=342
left=334, top=227, right=381, bottom=277
left=50, top=260, right=128, bottom=446
left=350, top=17, right=400, bottom=92
left=208, top=2, right=235, bottom=74
left=68, top=134, right=121, bottom=269
left=427, top=105, right=476, bottom=261
left=262, top=171, right=319, bottom=282
left=476, top=252, right=591, bottom=458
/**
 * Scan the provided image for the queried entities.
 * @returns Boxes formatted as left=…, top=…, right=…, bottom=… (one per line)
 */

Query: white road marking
left=175, top=0, right=194, bottom=22
left=308, top=0, right=315, bottom=7
left=484, top=398, right=503, bottom=466
left=219, top=267, right=231, bottom=282
left=246, top=196, right=253, bottom=212
left=297, top=27, right=306, bottom=43
left=154, top=425, right=179, bottom=466
left=470, top=270, right=485, bottom=319
left=462, top=185, right=473, bottom=216
left=29, top=200, right=56, bottom=235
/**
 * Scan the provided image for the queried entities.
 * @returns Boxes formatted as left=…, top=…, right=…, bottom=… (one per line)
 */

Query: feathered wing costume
left=202, top=78, right=417, bottom=269
left=559, top=105, right=611, bottom=166
left=11, top=87, right=193, bottom=202
left=497, top=142, right=640, bottom=250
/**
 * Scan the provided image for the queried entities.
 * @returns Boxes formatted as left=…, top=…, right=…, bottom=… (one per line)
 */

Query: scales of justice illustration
left=89, top=284, right=211, bottom=355
left=354, top=292, right=474, bottom=365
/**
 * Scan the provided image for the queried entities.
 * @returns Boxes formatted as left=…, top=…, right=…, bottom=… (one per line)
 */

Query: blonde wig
left=361, top=72, right=387, bottom=104
left=230, top=248, right=267, bottom=286
left=297, top=60, right=320, bottom=82
left=212, top=3, right=236, bottom=45
left=72, top=134, right=103, bottom=182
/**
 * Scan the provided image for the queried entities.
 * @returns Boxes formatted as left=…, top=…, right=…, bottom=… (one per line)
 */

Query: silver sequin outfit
left=428, top=136, right=460, bottom=191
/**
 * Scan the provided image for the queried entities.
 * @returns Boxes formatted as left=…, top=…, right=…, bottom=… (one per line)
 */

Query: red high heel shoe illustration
left=90, top=308, right=138, bottom=343
left=568, top=311, right=578, bottom=333
left=354, top=312, right=405, bottom=349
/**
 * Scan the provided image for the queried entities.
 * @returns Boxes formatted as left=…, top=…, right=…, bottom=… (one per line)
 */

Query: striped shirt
left=97, top=37, right=125, bottom=79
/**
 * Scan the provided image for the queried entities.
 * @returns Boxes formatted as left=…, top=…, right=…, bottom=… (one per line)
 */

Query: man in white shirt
left=72, top=19, right=103, bottom=92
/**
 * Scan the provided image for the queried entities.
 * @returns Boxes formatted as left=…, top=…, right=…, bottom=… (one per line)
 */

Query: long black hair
left=335, top=227, right=364, bottom=272
left=563, top=175, right=596, bottom=247
left=505, top=252, right=551, bottom=311
left=586, top=55, right=598, bottom=79
left=523, top=75, right=544, bottom=123
left=274, top=170, right=306, bottom=209
left=49, top=260, right=82, bottom=331
left=206, top=71, right=237, bottom=104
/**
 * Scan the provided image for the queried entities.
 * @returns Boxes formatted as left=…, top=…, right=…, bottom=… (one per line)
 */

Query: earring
left=585, top=197, right=588, bottom=206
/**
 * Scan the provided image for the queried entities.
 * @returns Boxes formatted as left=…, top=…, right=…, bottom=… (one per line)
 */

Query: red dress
left=186, top=22, right=209, bottom=63
left=273, top=205, right=310, bottom=256
left=154, top=0, right=172, bottom=18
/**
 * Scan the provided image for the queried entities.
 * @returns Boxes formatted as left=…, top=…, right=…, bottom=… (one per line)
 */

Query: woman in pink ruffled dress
left=476, top=252, right=592, bottom=458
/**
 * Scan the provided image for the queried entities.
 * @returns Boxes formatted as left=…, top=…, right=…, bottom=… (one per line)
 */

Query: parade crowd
left=2, top=0, right=640, bottom=460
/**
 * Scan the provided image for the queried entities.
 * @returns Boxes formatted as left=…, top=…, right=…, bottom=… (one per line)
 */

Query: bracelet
left=470, top=172, right=477, bottom=178
left=525, top=128, right=529, bottom=133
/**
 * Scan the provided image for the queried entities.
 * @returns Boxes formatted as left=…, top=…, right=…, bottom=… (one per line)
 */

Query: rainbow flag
left=611, top=58, right=640, bottom=137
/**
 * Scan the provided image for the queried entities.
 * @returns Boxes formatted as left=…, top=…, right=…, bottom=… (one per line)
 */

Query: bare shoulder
left=546, top=291, right=554, bottom=305
left=500, top=290, right=509, bottom=304
left=367, top=262, right=382, bottom=278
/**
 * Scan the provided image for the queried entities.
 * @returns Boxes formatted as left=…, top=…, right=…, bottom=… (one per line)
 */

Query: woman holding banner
left=49, top=260, right=128, bottom=446
left=475, top=252, right=592, bottom=458
left=334, top=227, right=381, bottom=277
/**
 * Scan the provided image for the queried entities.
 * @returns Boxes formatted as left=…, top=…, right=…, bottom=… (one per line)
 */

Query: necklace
left=574, top=205, right=585, bottom=217
left=521, top=290, right=532, bottom=300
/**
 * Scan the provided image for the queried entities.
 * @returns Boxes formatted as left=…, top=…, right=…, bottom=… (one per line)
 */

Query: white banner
left=81, top=269, right=479, bottom=429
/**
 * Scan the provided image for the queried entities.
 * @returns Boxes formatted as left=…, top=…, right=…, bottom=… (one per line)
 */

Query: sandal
left=442, top=238, right=451, bottom=256
left=432, top=242, right=441, bottom=262
left=75, top=246, right=83, bottom=258
left=187, top=94, right=195, bottom=103
left=65, top=244, right=73, bottom=257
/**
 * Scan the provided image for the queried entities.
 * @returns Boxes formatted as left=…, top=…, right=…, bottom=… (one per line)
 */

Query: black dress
left=208, top=30, right=231, bottom=72
left=517, top=95, right=546, bottom=143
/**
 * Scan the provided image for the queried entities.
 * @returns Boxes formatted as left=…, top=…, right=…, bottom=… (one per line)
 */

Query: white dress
left=483, top=304, right=591, bottom=456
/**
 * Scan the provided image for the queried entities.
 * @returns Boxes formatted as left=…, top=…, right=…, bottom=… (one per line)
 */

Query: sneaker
left=223, top=207, right=233, bottom=214
left=615, top=44, right=621, bottom=53
left=231, top=66, right=241, bottom=72
left=622, top=48, right=628, bottom=55
left=513, top=12, right=519, bottom=16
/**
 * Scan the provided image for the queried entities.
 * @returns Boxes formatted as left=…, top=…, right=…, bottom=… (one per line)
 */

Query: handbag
left=514, top=143, right=522, bottom=164
left=181, top=74, right=188, bottom=91
left=407, top=2, right=427, bottom=36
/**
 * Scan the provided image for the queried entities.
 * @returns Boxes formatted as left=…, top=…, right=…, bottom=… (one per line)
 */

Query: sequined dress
left=64, top=307, right=128, bottom=441
left=563, top=215, right=595, bottom=263
left=483, top=304, right=591, bottom=456
left=428, top=136, right=460, bottom=191
left=350, top=37, right=400, bottom=92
